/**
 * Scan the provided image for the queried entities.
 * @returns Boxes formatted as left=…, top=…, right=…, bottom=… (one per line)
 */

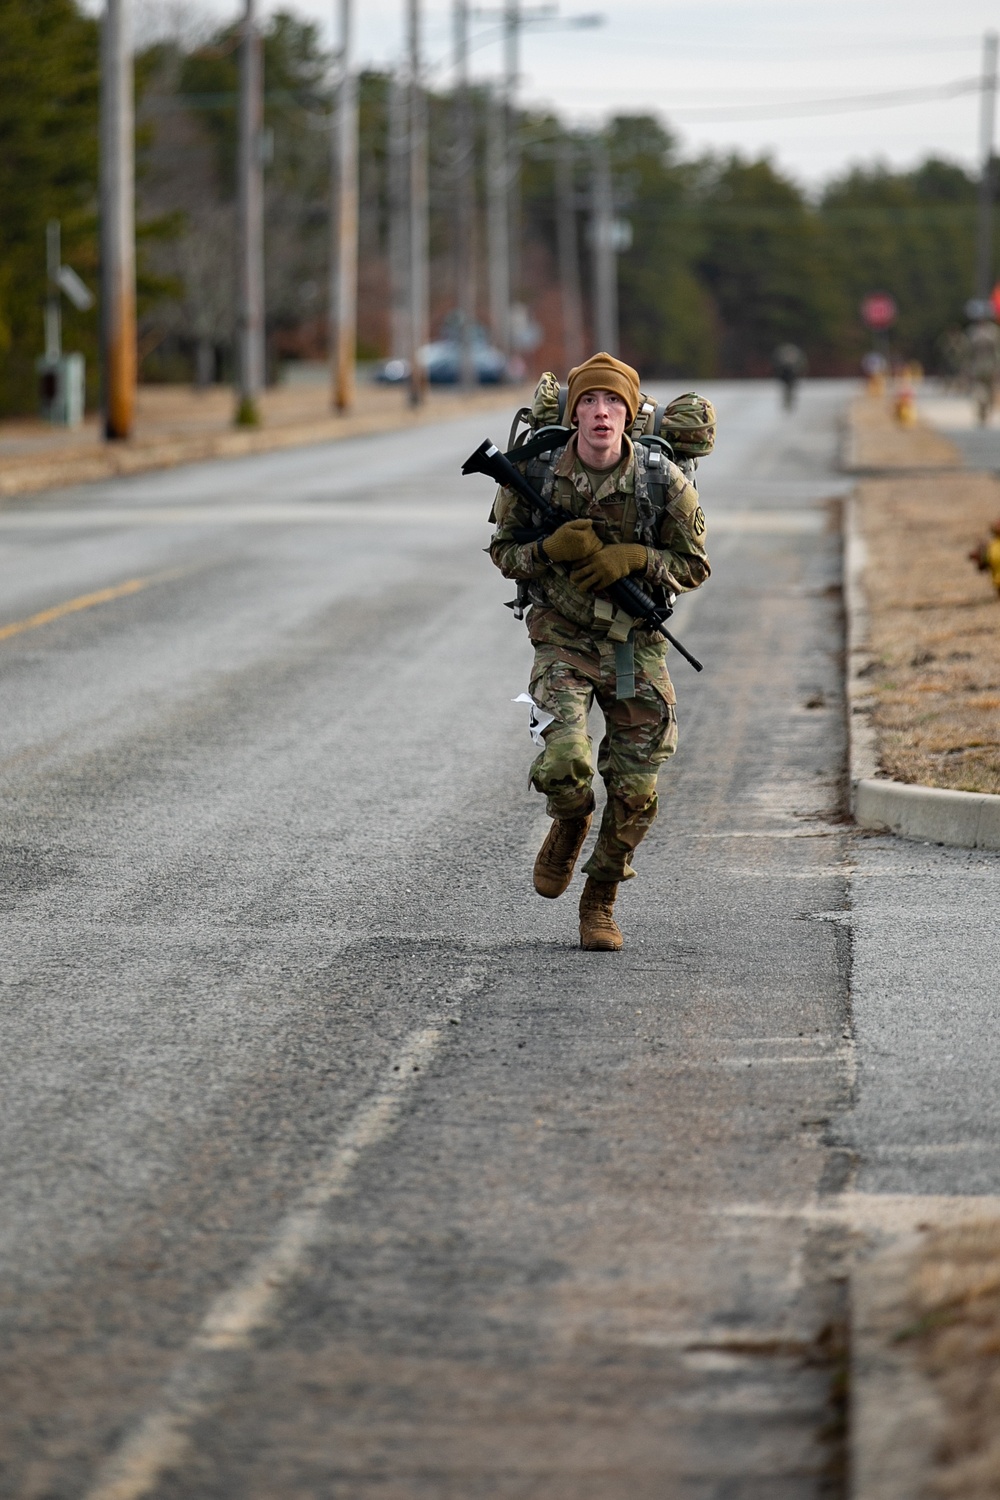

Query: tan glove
left=571, top=543, right=648, bottom=592
left=542, top=518, right=602, bottom=563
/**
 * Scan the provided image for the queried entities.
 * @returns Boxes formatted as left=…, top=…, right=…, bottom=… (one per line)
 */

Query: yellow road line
left=0, top=576, right=153, bottom=644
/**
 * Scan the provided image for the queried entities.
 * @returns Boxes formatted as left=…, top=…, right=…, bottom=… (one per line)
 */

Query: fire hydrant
left=894, top=386, right=917, bottom=426
left=969, top=518, right=1000, bottom=595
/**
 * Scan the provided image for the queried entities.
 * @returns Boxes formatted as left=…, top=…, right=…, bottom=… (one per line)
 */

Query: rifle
left=461, top=437, right=704, bottom=673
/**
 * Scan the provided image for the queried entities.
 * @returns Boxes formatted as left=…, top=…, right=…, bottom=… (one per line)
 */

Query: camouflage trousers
left=527, top=635, right=678, bottom=883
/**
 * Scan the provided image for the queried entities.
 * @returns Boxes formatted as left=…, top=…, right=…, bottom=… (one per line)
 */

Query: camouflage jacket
left=488, top=433, right=710, bottom=643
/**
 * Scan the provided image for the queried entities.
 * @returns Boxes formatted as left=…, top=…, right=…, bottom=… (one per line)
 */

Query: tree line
left=0, top=0, right=990, bottom=414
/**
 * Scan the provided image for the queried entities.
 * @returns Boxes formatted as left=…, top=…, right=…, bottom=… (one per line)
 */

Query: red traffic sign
left=861, top=293, right=897, bottom=330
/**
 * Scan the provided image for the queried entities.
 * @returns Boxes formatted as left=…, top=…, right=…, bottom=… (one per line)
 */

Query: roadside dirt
left=901, top=1221, right=1000, bottom=1498
left=853, top=394, right=1000, bottom=795
left=846, top=391, right=962, bottom=472
left=0, top=380, right=531, bottom=498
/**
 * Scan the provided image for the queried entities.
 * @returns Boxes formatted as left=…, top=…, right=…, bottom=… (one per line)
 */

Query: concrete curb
left=843, top=490, right=1000, bottom=851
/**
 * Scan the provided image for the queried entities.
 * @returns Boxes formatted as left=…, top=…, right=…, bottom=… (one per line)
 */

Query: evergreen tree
left=0, top=0, right=100, bottom=412
left=820, top=159, right=978, bottom=368
left=692, top=154, right=842, bottom=375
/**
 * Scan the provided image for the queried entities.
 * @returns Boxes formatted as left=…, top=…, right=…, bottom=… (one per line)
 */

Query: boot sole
left=580, top=930, right=623, bottom=951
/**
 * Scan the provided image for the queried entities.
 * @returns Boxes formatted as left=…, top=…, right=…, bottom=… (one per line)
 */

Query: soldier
left=965, top=319, right=1000, bottom=426
left=772, top=342, right=808, bottom=410
left=489, top=352, right=711, bottom=952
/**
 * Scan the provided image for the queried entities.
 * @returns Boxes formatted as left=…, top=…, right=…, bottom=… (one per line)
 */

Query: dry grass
left=848, top=392, right=963, bottom=471
left=901, top=1222, right=1000, bottom=1498
left=858, top=471, right=1000, bottom=794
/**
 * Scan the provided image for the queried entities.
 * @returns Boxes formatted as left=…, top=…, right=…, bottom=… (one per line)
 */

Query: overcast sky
left=139, top=0, right=1000, bottom=187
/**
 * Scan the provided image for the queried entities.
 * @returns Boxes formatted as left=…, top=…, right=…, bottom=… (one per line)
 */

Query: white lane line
left=83, top=1023, right=442, bottom=1500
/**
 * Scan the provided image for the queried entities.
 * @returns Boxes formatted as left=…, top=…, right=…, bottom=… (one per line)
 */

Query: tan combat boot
left=579, top=877, right=623, bottom=951
left=533, top=814, right=593, bottom=898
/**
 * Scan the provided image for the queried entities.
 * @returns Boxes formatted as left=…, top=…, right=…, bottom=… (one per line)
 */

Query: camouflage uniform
left=490, top=433, right=710, bottom=882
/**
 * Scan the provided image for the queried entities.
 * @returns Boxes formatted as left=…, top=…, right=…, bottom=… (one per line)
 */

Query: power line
left=648, top=77, right=984, bottom=124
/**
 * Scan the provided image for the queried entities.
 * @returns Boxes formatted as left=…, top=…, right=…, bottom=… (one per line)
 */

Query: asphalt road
left=3, top=376, right=983, bottom=1499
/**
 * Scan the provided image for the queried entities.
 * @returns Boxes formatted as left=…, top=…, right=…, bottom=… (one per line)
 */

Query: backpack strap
left=507, top=406, right=532, bottom=451
left=631, top=440, right=662, bottom=546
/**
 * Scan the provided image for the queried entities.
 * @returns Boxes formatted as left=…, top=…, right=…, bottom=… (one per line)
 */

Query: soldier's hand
left=571, top=543, right=648, bottom=592
left=542, top=518, right=602, bottom=563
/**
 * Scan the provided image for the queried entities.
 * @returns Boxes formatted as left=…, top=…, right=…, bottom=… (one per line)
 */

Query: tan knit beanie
left=566, top=351, right=641, bottom=425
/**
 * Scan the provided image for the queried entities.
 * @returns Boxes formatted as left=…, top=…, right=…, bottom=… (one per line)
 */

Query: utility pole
left=453, top=0, right=477, bottom=389
left=976, top=30, right=999, bottom=302
left=591, top=135, right=618, bottom=355
left=486, top=85, right=510, bottom=357
left=99, top=0, right=136, bottom=440
left=236, top=0, right=265, bottom=426
left=503, top=0, right=520, bottom=338
left=330, top=0, right=358, bottom=411
left=406, top=0, right=429, bottom=405
left=476, top=2, right=602, bottom=361
left=388, top=70, right=411, bottom=360
left=484, top=1, right=519, bottom=360
left=555, top=138, right=585, bottom=370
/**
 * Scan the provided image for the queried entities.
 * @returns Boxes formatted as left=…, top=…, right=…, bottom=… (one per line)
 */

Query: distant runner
left=773, top=342, right=808, bottom=410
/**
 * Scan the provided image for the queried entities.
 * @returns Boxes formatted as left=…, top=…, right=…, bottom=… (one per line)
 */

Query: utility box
left=37, top=353, right=85, bottom=427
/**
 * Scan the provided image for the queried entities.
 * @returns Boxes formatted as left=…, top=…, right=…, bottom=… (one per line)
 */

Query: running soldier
left=489, top=352, right=711, bottom=951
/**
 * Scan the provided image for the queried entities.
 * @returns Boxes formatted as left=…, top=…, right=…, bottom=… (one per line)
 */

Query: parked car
left=374, top=337, right=510, bottom=386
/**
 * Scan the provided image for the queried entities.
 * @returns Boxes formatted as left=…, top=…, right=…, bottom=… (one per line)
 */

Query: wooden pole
left=236, top=0, right=265, bottom=425
left=503, top=0, right=520, bottom=337
left=330, top=0, right=358, bottom=411
left=99, top=0, right=136, bottom=440
left=388, top=70, right=411, bottom=360
left=591, top=137, right=618, bottom=355
left=406, top=0, right=429, bottom=405
left=555, top=138, right=585, bottom=370
left=453, top=0, right=476, bottom=389
left=486, top=86, right=509, bottom=357
left=976, top=31, right=999, bottom=301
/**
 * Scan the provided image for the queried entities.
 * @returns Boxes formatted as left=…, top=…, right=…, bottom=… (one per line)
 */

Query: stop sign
left=861, top=293, right=897, bottom=330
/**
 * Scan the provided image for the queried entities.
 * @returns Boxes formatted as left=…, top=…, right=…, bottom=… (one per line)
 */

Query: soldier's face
left=575, top=389, right=628, bottom=456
